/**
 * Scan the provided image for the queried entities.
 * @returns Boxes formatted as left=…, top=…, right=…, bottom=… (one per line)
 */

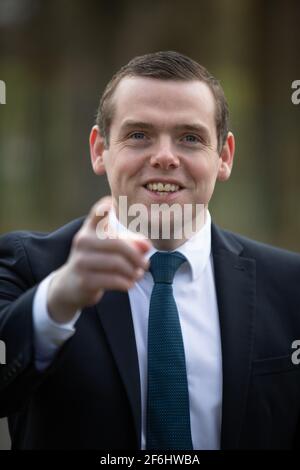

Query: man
left=0, top=51, right=300, bottom=450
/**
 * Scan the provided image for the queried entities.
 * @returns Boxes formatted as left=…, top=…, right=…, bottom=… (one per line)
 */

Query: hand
left=47, top=196, right=151, bottom=323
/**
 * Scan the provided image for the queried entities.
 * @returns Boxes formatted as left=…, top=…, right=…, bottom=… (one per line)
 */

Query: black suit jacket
left=0, top=217, right=300, bottom=449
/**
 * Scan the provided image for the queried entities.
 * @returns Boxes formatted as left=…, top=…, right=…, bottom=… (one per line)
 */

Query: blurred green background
left=0, top=0, right=300, bottom=449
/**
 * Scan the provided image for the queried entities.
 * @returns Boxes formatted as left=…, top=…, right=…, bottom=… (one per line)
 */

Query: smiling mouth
left=143, top=182, right=184, bottom=196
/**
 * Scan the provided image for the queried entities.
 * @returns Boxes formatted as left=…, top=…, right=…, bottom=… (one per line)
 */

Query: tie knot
left=149, top=251, right=186, bottom=284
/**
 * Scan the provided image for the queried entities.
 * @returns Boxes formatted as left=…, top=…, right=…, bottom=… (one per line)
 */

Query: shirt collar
left=108, top=207, right=212, bottom=282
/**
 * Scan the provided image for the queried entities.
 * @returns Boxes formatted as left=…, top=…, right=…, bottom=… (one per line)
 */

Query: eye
left=129, top=132, right=146, bottom=140
left=182, top=134, right=200, bottom=143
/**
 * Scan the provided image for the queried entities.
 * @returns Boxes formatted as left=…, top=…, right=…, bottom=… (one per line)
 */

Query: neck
left=112, top=202, right=208, bottom=250
left=150, top=236, right=190, bottom=251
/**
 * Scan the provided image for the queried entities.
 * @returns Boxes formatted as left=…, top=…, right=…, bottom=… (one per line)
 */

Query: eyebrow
left=120, top=120, right=211, bottom=140
left=120, top=120, right=156, bottom=132
left=174, top=124, right=210, bottom=140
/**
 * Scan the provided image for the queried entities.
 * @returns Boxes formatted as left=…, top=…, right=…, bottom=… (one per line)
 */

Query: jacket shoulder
left=226, top=228, right=298, bottom=257
left=216, top=226, right=300, bottom=275
left=0, top=216, right=85, bottom=281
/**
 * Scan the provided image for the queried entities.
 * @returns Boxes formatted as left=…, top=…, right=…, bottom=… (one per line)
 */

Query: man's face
left=91, top=77, right=234, bottom=243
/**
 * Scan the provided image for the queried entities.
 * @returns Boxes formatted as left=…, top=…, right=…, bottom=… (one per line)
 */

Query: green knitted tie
left=146, top=251, right=193, bottom=450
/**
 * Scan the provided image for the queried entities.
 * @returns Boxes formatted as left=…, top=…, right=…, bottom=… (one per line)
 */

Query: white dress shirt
left=33, top=209, right=223, bottom=450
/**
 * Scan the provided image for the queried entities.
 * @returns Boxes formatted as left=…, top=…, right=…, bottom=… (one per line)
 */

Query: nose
left=150, top=138, right=180, bottom=170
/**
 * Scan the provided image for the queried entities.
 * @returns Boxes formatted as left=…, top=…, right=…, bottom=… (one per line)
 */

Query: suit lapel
left=211, top=224, right=256, bottom=449
left=94, top=224, right=256, bottom=450
left=95, top=291, right=141, bottom=448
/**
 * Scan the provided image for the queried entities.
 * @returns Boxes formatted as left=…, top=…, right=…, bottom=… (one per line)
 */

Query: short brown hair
left=96, top=51, right=229, bottom=153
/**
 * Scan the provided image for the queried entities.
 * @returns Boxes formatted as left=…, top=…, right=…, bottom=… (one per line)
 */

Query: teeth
left=146, top=182, right=180, bottom=192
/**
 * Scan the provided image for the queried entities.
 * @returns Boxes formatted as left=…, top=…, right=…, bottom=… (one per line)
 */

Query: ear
left=217, top=132, right=235, bottom=182
left=89, top=125, right=107, bottom=176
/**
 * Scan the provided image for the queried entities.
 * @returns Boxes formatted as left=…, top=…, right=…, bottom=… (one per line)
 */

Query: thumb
left=84, top=196, right=112, bottom=233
